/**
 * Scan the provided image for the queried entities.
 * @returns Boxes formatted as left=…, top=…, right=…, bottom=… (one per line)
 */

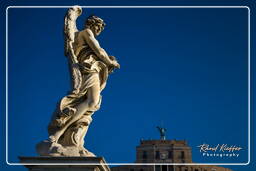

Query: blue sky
left=1, top=0, right=255, bottom=171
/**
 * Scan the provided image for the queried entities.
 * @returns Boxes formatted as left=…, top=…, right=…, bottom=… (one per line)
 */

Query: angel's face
left=91, top=23, right=104, bottom=36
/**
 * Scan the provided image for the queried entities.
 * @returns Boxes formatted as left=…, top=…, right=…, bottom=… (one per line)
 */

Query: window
left=168, top=166, right=174, bottom=171
left=142, top=151, right=147, bottom=159
left=168, top=151, right=173, bottom=159
left=162, top=165, right=167, bottom=171
left=155, top=165, right=161, bottom=171
left=155, top=151, right=160, bottom=159
left=181, top=151, right=185, bottom=159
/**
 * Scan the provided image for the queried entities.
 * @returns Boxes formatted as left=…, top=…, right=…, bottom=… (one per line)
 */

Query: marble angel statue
left=36, top=6, right=120, bottom=157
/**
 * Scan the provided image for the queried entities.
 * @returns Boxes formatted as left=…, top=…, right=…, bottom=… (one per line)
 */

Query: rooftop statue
left=157, top=126, right=167, bottom=140
left=36, top=6, right=120, bottom=157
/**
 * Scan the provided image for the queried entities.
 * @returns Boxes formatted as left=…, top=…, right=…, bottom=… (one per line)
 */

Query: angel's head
left=85, top=15, right=106, bottom=36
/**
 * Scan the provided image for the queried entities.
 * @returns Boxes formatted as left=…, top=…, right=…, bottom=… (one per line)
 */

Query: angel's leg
left=50, top=76, right=101, bottom=143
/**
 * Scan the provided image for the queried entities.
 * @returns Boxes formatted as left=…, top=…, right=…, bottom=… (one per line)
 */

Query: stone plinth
left=19, top=156, right=110, bottom=171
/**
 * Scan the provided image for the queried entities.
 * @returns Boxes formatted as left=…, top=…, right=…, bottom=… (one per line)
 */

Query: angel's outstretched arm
left=83, top=29, right=113, bottom=65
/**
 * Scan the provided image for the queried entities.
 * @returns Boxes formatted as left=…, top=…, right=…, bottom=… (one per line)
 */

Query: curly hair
left=85, top=15, right=106, bottom=29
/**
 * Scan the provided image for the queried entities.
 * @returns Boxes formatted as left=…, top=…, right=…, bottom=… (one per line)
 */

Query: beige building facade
left=112, top=139, right=232, bottom=171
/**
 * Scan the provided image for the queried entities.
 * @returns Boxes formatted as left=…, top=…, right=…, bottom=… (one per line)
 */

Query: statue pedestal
left=19, top=156, right=110, bottom=171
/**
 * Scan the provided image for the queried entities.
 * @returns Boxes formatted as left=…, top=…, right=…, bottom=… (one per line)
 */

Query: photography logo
left=197, top=143, right=243, bottom=158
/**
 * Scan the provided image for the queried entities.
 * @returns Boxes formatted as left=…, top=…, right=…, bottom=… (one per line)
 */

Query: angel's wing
left=64, top=5, right=82, bottom=60
left=64, top=6, right=83, bottom=94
